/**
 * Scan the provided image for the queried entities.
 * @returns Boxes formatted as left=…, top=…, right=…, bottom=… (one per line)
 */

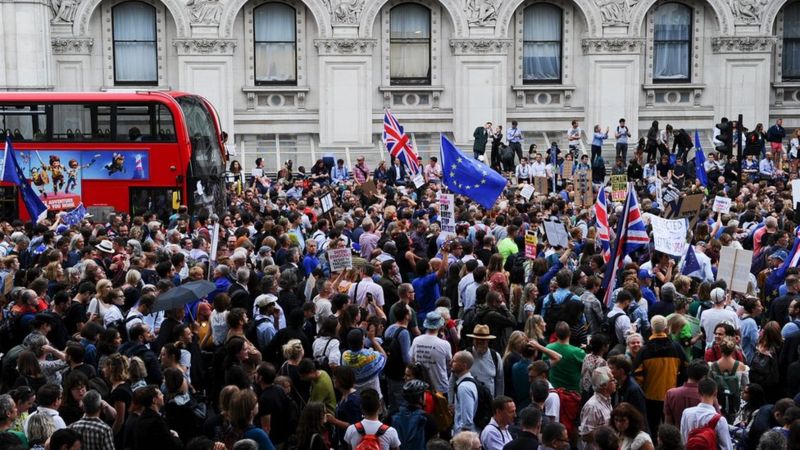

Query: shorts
left=771, top=142, right=784, bottom=154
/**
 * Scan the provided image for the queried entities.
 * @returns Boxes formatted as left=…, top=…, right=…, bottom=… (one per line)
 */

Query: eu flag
left=440, top=135, right=507, bottom=210
left=694, top=130, right=708, bottom=187
left=1, top=137, right=47, bottom=220
left=682, top=244, right=701, bottom=276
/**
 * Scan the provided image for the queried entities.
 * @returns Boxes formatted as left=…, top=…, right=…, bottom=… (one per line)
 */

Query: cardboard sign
left=574, top=170, right=593, bottom=208
left=413, top=173, right=425, bottom=188
left=543, top=220, right=569, bottom=248
left=716, top=246, right=754, bottom=293
left=562, top=159, right=574, bottom=180
left=251, top=168, right=263, bottom=178
left=438, top=193, right=456, bottom=234
left=328, top=247, right=353, bottom=272
left=525, top=231, right=538, bottom=259
left=678, top=193, right=705, bottom=223
left=534, top=177, right=549, bottom=195
left=650, top=216, right=687, bottom=257
left=361, top=180, right=378, bottom=198
left=712, top=196, right=732, bottom=214
left=792, top=179, right=800, bottom=207
left=520, top=184, right=535, bottom=201
left=320, top=192, right=334, bottom=214
left=610, top=175, right=628, bottom=201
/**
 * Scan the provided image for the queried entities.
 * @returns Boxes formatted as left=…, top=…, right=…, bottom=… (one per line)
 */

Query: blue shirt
left=331, top=165, right=350, bottom=183
left=592, top=131, right=609, bottom=147
left=740, top=316, right=758, bottom=362
left=244, top=425, right=276, bottom=450
left=412, top=272, right=441, bottom=324
left=303, top=254, right=320, bottom=276
left=255, top=313, right=277, bottom=350
left=453, top=373, right=478, bottom=432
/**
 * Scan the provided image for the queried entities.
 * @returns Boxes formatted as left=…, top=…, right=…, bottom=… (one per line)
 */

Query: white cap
left=254, top=294, right=277, bottom=309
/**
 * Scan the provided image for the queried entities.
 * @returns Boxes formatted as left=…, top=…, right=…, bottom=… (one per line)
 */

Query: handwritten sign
left=520, top=184, right=535, bottom=201
left=543, top=220, right=569, bottom=248
left=328, top=247, right=353, bottom=272
left=413, top=173, right=425, bottom=188
left=562, top=159, right=574, bottom=180
left=574, top=170, right=593, bottom=208
left=320, top=192, right=334, bottom=214
left=438, top=193, right=456, bottom=234
left=650, top=216, right=687, bottom=257
left=610, top=175, right=628, bottom=201
left=525, top=231, right=538, bottom=259
left=534, top=177, right=548, bottom=195
left=712, top=196, right=732, bottom=214
left=717, top=247, right=754, bottom=293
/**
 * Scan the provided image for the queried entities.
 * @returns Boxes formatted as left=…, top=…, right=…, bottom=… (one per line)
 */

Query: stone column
left=582, top=38, right=644, bottom=138
left=314, top=39, right=375, bottom=147
left=173, top=39, right=237, bottom=135
left=1, top=0, right=54, bottom=89
left=711, top=36, right=776, bottom=125
left=449, top=39, right=512, bottom=144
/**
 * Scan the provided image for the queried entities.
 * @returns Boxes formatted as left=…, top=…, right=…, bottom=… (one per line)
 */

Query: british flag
left=602, top=183, right=650, bottom=307
left=383, top=109, right=421, bottom=175
left=595, top=187, right=611, bottom=263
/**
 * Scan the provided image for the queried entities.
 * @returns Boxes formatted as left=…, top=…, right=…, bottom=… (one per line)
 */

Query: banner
left=534, top=176, right=548, bottom=195
left=328, top=247, right=353, bottom=272
left=438, top=193, right=456, bottom=234
left=543, top=220, right=569, bottom=248
left=610, top=174, right=628, bottom=201
left=650, top=216, right=688, bottom=257
left=712, top=196, right=732, bottom=214
left=575, top=170, right=593, bottom=208
left=520, top=184, right=535, bottom=201
left=525, top=231, right=537, bottom=259
left=717, top=247, right=754, bottom=293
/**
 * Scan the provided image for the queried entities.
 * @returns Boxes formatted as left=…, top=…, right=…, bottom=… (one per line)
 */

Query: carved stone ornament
left=50, top=0, right=81, bottom=23
left=173, top=39, right=237, bottom=55
left=314, top=39, right=376, bottom=55
left=187, top=0, right=223, bottom=25
left=467, top=0, right=499, bottom=27
left=326, top=0, right=365, bottom=25
left=581, top=38, right=644, bottom=54
left=711, top=36, right=775, bottom=53
left=596, top=0, right=639, bottom=25
left=728, top=0, right=767, bottom=25
left=449, top=39, right=512, bottom=55
left=51, top=38, right=94, bottom=54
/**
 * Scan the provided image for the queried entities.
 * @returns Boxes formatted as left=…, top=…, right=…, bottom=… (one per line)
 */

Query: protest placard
left=678, top=193, right=705, bottom=224
left=543, top=220, right=569, bottom=248
left=716, top=246, right=754, bottom=293
left=650, top=216, right=687, bottom=257
left=320, top=192, right=334, bottom=214
left=438, top=193, right=456, bottom=234
left=792, top=179, right=800, bottom=207
left=328, top=247, right=353, bottom=272
left=209, top=223, right=220, bottom=263
left=525, top=231, right=537, bottom=258
left=361, top=180, right=377, bottom=198
left=413, top=173, right=425, bottom=188
left=610, top=175, right=628, bottom=201
left=562, top=159, right=574, bottom=180
left=712, top=196, right=732, bottom=214
left=520, top=184, right=535, bottom=201
left=574, top=170, right=593, bottom=208
left=251, top=168, right=263, bottom=178
left=534, top=177, right=548, bottom=195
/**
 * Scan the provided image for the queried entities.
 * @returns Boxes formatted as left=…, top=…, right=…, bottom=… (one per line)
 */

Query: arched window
left=523, top=4, right=562, bottom=83
left=783, top=3, right=800, bottom=80
left=254, top=3, right=297, bottom=85
left=390, top=3, right=431, bottom=85
left=112, top=2, right=157, bottom=85
left=653, top=3, right=692, bottom=82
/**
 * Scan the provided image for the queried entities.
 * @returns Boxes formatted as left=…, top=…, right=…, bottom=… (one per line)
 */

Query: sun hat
left=423, top=311, right=445, bottom=330
left=95, top=240, right=114, bottom=254
left=466, top=324, right=496, bottom=340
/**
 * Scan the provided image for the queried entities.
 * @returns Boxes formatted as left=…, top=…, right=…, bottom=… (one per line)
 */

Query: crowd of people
left=0, top=116, right=800, bottom=450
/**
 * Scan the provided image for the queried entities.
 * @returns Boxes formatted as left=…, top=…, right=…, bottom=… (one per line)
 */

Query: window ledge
left=512, top=85, right=576, bottom=91
left=242, top=86, right=310, bottom=111
left=642, top=83, right=705, bottom=90
left=642, top=84, right=705, bottom=107
left=101, top=86, right=171, bottom=91
left=378, top=85, right=444, bottom=92
left=242, top=86, right=310, bottom=93
left=773, top=81, right=800, bottom=88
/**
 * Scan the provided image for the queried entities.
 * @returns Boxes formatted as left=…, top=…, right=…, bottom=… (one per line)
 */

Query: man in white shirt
left=699, top=288, right=740, bottom=348
left=24, top=384, right=66, bottom=434
left=608, top=290, right=634, bottom=352
left=515, top=157, right=533, bottom=184
left=348, top=265, right=385, bottom=316
left=411, top=312, right=453, bottom=393
left=567, top=120, right=583, bottom=156
left=344, top=389, right=401, bottom=450
left=680, top=378, right=733, bottom=450
left=480, top=396, right=516, bottom=450
left=530, top=153, right=547, bottom=177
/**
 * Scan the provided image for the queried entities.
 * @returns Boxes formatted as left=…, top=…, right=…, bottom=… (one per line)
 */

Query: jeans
left=510, top=142, right=523, bottom=163
left=615, top=143, right=628, bottom=164
left=591, top=144, right=602, bottom=162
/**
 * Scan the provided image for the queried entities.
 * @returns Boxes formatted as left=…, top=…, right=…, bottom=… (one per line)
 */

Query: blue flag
left=682, top=245, right=701, bottom=276
left=694, top=130, right=708, bottom=187
left=61, top=203, right=87, bottom=227
left=440, top=135, right=507, bottom=210
left=1, top=138, right=47, bottom=220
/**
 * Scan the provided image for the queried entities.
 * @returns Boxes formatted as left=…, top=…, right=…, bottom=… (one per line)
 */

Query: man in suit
left=474, top=122, right=491, bottom=159
left=387, top=157, right=407, bottom=186
left=133, top=386, right=183, bottom=450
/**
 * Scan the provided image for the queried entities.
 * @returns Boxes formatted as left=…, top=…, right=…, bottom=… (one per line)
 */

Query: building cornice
left=314, top=39, right=376, bottom=56
left=51, top=37, right=94, bottom=55
left=581, top=38, right=644, bottom=55
left=449, top=39, right=512, bottom=56
left=711, top=36, right=776, bottom=53
left=172, top=39, right=237, bottom=56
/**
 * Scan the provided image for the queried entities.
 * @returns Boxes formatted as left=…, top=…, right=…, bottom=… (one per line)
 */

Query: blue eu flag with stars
left=1, top=137, right=47, bottom=220
left=682, top=244, right=701, bottom=276
left=441, top=135, right=507, bottom=210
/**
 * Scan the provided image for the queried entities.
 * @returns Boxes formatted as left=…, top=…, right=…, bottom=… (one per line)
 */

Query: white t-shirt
left=312, top=336, right=341, bottom=367
left=699, top=307, right=740, bottom=347
left=344, top=419, right=401, bottom=450
left=410, top=333, right=452, bottom=393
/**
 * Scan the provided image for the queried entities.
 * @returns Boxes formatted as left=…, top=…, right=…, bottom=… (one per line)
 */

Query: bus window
left=0, top=105, right=45, bottom=141
left=117, top=104, right=153, bottom=141
left=176, top=96, right=223, bottom=177
left=52, top=104, right=92, bottom=141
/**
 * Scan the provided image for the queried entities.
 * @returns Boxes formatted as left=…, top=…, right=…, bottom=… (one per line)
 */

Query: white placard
left=543, top=220, right=569, bottom=248
left=793, top=179, right=800, bottom=207
left=320, top=192, right=334, bottom=214
left=328, top=247, right=353, bottom=272
left=712, top=196, right=732, bottom=214
left=438, top=193, right=456, bottom=234
left=520, top=184, right=535, bottom=201
left=650, top=216, right=688, bottom=257
left=251, top=168, right=263, bottom=178
left=716, top=246, right=754, bottom=293
left=209, top=223, right=220, bottom=262
left=413, top=173, right=425, bottom=188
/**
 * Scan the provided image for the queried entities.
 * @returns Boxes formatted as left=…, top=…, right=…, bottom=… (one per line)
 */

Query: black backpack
left=543, top=293, right=575, bottom=338
left=245, top=317, right=267, bottom=349
left=456, top=376, right=493, bottom=429
left=459, top=308, right=479, bottom=350
left=749, top=350, right=779, bottom=387
left=505, top=252, right=527, bottom=284
left=500, top=144, right=515, bottom=164
left=384, top=327, right=410, bottom=381
left=600, top=312, right=626, bottom=348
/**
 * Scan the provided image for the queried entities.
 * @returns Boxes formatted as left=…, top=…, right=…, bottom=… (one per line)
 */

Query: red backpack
left=686, top=414, right=722, bottom=450
left=354, top=422, right=390, bottom=450
left=551, top=388, right=582, bottom=439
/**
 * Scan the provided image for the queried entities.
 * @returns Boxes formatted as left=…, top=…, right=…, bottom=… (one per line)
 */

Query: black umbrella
left=152, top=280, right=216, bottom=313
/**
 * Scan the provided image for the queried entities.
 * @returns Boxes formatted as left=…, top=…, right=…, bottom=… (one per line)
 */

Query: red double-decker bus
left=0, top=91, right=226, bottom=221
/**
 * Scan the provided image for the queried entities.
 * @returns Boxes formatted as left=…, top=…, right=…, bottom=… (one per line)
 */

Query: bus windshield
left=176, top=95, right=223, bottom=178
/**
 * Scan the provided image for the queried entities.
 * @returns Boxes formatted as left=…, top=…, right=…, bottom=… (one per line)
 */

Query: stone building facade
left=1, top=0, right=798, bottom=170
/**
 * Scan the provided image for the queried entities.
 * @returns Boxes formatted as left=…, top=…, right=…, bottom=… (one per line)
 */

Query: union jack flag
left=595, top=188, right=611, bottom=263
left=602, top=183, right=650, bottom=307
left=383, top=109, right=420, bottom=175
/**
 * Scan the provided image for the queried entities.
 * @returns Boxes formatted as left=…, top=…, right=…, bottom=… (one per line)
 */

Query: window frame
left=111, top=1, right=159, bottom=86
left=781, top=2, right=800, bottom=81
left=253, top=2, right=298, bottom=86
left=651, top=2, right=693, bottom=84
left=521, top=2, right=564, bottom=85
left=388, top=3, right=433, bottom=86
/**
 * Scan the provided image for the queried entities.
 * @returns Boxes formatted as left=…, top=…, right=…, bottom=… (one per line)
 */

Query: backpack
left=118, top=313, right=142, bottom=343
left=749, top=350, right=779, bottom=387
left=0, top=309, right=22, bottom=352
left=600, top=312, right=626, bottom=349
left=391, top=407, right=427, bottom=450
left=505, top=252, right=527, bottom=284
left=467, top=347, right=500, bottom=377
left=314, top=337, right=336, bottom=375
left=354, top=421, right=389, bottom=450
left=245, top=317, right=267, bottom=349
left=543, top=293, right=577, bottom=339
left=711, top=361, right=741, bottom=419
left=456, top=376, right=493, bottom=429
left=430, top=391, right=454, bottom=433
left=500, top=144, right=515, bottom=164
left=551, top=387, right=582, bottom=440
left=459, top=308, right=479, bottom=350
left=686, top=413, right=723, bottom=450
left=384, top=327, right=409, bottom=381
